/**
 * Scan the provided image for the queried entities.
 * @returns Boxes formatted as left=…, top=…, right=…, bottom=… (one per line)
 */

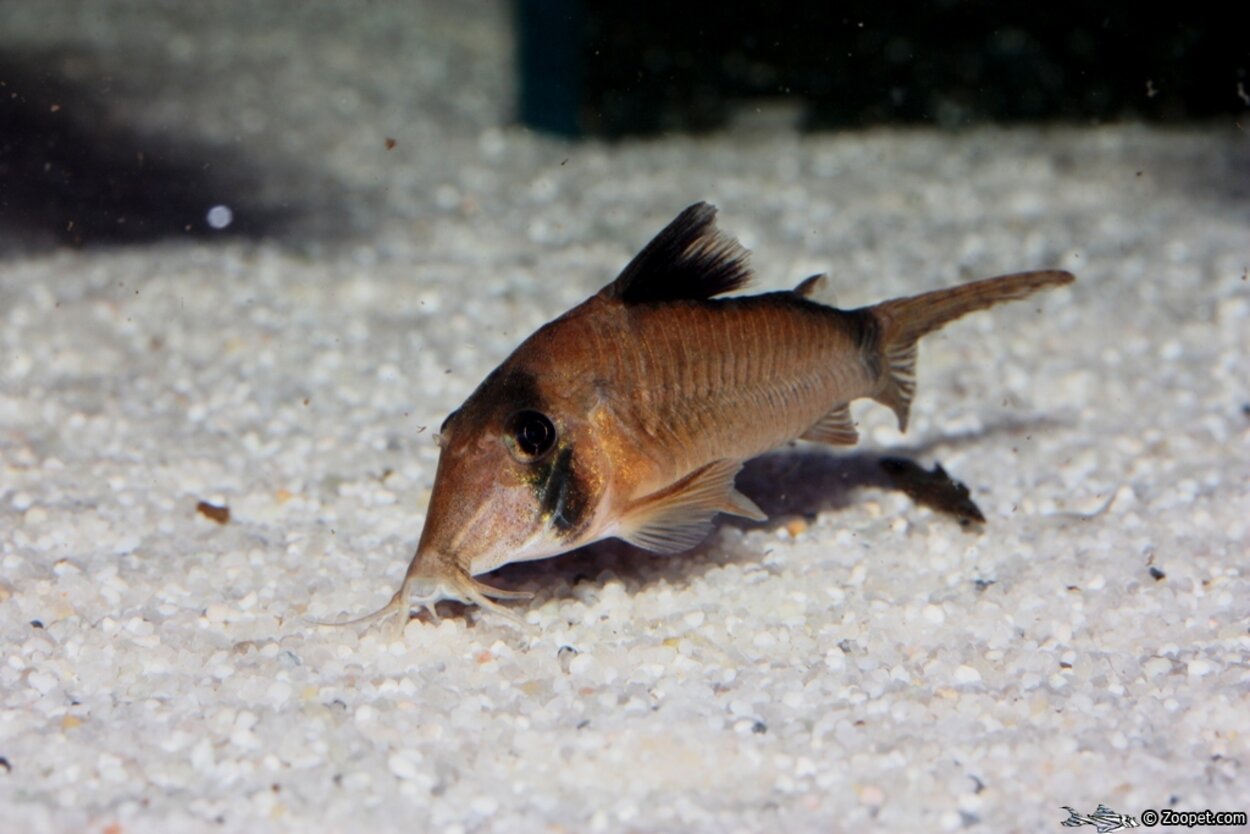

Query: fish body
left=353, top=203, right=1073, bottom=622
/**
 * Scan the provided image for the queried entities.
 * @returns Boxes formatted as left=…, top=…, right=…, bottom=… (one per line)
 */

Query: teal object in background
left=516, top=0, right=585, bottom=137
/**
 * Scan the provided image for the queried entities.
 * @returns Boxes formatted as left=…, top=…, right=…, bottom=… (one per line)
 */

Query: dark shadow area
left=0, top=49, right=344, bottom=251
left=727, top=414, right=1061, bottom=528
left=478, top=414, right=1063, bottom=614
left=517, top=1, right=1250, bottom=137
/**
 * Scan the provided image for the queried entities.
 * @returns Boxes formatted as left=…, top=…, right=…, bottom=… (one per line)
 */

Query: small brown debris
left=784, top=517, right=808, bottom=537
left=385, top=137, right=397, bottom=150
left=196, top=501, right=230, bottom=524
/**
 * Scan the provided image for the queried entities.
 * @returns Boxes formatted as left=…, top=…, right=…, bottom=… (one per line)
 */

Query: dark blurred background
left=1, top=0, right=1245, bottom=249
left=518, top=1, right=1247, bottom=136
left=0, top=51, right=295, bottom=248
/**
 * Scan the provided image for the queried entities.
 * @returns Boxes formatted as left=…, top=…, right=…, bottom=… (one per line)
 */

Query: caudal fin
left=866, top=270, right=1074, bottom=431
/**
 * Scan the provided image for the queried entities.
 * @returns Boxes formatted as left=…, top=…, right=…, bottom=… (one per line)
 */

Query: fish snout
left=398, top=547, right=532, bottom=623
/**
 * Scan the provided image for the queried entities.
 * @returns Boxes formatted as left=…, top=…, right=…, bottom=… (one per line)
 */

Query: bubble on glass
left=206, top=205, right=234, bottom=230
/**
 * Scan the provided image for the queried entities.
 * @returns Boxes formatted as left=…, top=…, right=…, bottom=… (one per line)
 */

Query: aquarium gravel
left=1, top=2, right=1248, bottom=832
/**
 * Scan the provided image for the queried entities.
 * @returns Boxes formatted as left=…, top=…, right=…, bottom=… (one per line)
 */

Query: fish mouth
left=402, top=563, right=533, bottom=623
left=327, top=549, right=533, bottom=629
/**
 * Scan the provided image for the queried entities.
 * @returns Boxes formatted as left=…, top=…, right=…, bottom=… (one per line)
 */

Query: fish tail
left=865, top=270, right=1074, bottom=431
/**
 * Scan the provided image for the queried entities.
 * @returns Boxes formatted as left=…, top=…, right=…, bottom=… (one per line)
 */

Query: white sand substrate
left=2, top=2, right=1248, bottom=832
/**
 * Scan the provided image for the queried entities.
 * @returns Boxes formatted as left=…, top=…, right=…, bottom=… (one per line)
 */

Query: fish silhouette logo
left=1060, top=804, right=1140, bottom=832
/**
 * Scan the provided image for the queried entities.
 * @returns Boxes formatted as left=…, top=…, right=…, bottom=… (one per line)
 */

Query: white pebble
left=470, top=795, right=499, bottom=816
left=1187, top=659, right=1214, bottom=677
left=28, top=670, right=58, bottom=695
left=953, top=665, right=982, bottom=684
left=388, top=750, right=424, bottom=780
left=568, top=653, right=597, bottom=677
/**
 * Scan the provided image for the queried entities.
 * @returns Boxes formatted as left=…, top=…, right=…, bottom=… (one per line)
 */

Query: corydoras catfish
left=345, top=203, right=1074, bottom=624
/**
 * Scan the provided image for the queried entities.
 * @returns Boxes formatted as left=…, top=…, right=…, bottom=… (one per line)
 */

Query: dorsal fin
left=794, top=273, right=827, bottom=297
left=793, top=273, right=839, bottom=305
left=601, top=202, right=752, bottom=304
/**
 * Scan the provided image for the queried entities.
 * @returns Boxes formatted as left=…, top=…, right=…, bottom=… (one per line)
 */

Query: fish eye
left=506, top=409, right=556, bottom=461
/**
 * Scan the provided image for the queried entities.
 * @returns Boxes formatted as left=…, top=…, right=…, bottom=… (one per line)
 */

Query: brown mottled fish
left=345, top=203, right=1073, bottom=624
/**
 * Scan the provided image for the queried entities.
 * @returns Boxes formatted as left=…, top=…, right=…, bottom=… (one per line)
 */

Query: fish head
left=399, top=357, right=612, bottom=608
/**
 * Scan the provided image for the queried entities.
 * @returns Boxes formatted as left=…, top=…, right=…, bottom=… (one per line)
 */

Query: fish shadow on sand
left=485, top=414, right=1064, bottom=612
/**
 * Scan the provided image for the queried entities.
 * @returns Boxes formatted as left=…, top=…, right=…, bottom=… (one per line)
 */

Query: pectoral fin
left=800, top=403, right=859, bottom=445
left=616, top=459, right=766, bottom=554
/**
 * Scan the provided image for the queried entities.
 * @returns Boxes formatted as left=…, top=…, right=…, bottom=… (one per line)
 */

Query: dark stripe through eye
left=541, top=447, right=587, bottom=534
